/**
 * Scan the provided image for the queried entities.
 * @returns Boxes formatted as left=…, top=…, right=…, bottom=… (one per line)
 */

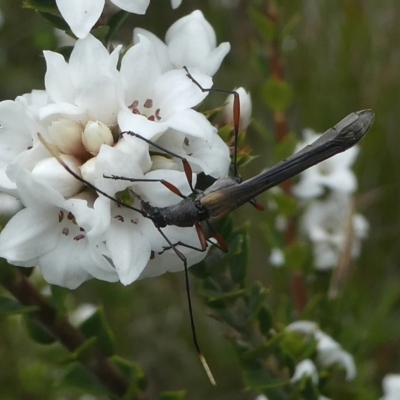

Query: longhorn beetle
left=39, top=71, right=374, bottom=385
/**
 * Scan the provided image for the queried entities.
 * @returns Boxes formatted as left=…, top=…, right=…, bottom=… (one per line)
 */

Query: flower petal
left=120, top=34, right=162, bottom=106
left=111, top=0, right=150, bottom=14
left=133, top=28, right=172, bottom=73
left=44, top=51, right=75, bottom=103
left=155, top=69, right=212, bottom=114
left=0, top=207, right=58, bottom=263
left=164, top=108, right=215, bottom=143
left=39, top=239, right=93, bottom=289
left=55, top=0, right=103, bottom=39
left=75, top=75, right=120, bottom=126
left=107, top=209, right=151, bottom=285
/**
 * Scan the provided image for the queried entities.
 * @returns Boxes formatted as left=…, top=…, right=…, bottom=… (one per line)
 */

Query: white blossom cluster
left=294, top=128, right=369, bottom=270
left=0, top=10, right=244, bottom=289
left=287, top=320, right=356, bottom=382
left=270, top=126, right=369, bottom=270
left=381, top=374, right=400, bottom=400
left=254, top=320, right=357, bottom=400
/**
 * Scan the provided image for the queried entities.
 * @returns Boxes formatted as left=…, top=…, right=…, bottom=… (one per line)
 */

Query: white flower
left=293, top=128, right=359, bottom=199
left=286, top=320, right=356, bottom=380
left=119, top=34, right=217, bottom=144
left=133, top=10, right=231, bottom=76
left=0, top=21, right=230, bottom=288
left=220, top=87, right=252, bottom=132
left=70, top=303, right=97, bottom=325
left=0, top=170, right=118, bottom=289
left=269, top=248, right=285, bottom=267
left=0, top=193, right=22, bottom=218
left=170, top=0, right=182, bottom=8
left=291, top=359, right=319, bottom=384
left=381, top=374, right=400, bottom=400
left=301, top=192, right=368, bottom=270
left=55, top=0, right=150, bottom=39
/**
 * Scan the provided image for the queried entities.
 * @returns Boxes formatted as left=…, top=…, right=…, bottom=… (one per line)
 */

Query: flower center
left=129, top=98, right=162, bottom=121
left=58, top=210, right=86, bottom=241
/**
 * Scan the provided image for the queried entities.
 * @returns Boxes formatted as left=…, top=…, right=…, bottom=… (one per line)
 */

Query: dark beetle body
left=142, top=110, right=375, bottom=228
left=141, top=197, right=209, bottom=228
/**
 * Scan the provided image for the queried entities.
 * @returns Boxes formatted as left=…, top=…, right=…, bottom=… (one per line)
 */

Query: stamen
left=143, top=99, right=153, bottom=108
left=73, top=234, right=85, bottom=241
left=129, top=100, right=139, bottom=109
left=62, top=227, right=69, bottom=236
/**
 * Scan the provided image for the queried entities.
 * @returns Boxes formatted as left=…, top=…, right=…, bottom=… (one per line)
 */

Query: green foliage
left=249, top=7, right=277, bottom=42
left=24, top=315, right=56, bottom=344
left=0, top=296, right=37, bottom=316
left=262, top=77, right=294, bottom=113
left=24, top=0, right=58, bottom=13
left=60, top=362, right=106, bottom=395
left=37, top=10, right=70, bottom=31
left=79, top=307, right=115, bottom=357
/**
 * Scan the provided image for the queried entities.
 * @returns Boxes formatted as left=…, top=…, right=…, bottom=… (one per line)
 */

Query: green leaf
left=243, top=366, right=286, bottom=390
left=246, top=281, right=268, bottom=324
left=295, top=375, right=320, bottom=400
left=24, top=0, right=58, bottom=13
left=228, top=225, right=250, bottom=285
left=202, top=288, right=247, bottom=304
left=79, top=307, right=115, bottom=357
left=261, top=77, right=293, bottom=113
left=0, top=296, right=38, bottom=316
left=60, top=362, right=105, bottom=395
left=249, top=7, right=277, bottom=42
left=159, top=391, right=187, bottom=400
left=66, top=337, right=98, bottom=362
left=91, top=25, right=110, bottom=42
left=111, top=355, right=146, bottom=388
left=105, top=11, right=129, bottom=43
left=37, top=11, right=70, bottom=31
left=258, top=305, right=274, bottom=336
left=109, top=356, right=146, bottom=398
left=270, top=191, right=298, bottom=218
left=281, top=330, right=318, bottom=360
left=23, top=316, right=56, bottom=344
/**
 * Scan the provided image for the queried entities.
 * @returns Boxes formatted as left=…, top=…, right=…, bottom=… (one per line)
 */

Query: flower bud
left=48, top=119, right=87, bottom=158
left=221, top=87, right=252, bottom=132
left=80, top=157, right=96, bottom=187
left=31, top=155, right=84, bottom=197
left=82, top=121, right=113, bottom=156
left=150, top=155, right=178, bottom=171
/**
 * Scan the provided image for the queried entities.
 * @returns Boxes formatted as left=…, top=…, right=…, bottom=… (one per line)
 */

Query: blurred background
left=0, top=0, right=399, bottom=399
